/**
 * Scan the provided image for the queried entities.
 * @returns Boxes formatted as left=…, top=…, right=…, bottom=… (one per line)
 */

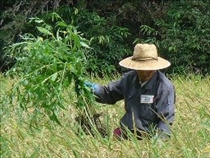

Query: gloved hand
left=84, top=81, right=100, bottom=94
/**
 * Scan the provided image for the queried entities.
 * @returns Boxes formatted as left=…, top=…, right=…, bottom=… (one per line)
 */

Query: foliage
left=1, top=0, right=209, bottom=75
left=69, top=8, right=131, bottom=75
left=138, top=0, right=210, bottom=74
left=45, top=6, right=132, bottom=75
left=75, top=0, right=168, bottom=75
left=6, top=13, right=95, bottom=125
left=0, top=0, right=168, bottom=75
left=1, top=74, right=210, bottom=157
left=0, top=0, right=74, bottom=52
left=24, top=5, right=132, bottom=75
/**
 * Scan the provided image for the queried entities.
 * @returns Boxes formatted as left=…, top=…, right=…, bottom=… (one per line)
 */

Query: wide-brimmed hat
left=119, top=43, right=171, bottom=70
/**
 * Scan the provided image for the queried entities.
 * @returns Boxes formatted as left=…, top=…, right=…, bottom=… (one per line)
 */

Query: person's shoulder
left=157, top=71, right=174, bottom=89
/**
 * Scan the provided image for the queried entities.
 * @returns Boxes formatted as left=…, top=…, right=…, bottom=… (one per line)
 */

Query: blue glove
left=84, top=81, right=100, bottom=94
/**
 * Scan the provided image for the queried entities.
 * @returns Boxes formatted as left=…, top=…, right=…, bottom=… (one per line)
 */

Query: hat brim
left=119, top=56, right=171, bottom=70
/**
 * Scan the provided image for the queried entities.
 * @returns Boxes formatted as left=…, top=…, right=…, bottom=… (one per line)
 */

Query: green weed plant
left=3, top=13, right=97, bottom=127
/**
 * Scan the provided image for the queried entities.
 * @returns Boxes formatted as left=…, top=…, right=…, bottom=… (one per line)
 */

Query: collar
left=143, top=71, right=158, bottom=89
left=131, top=70, right=158, bottom=89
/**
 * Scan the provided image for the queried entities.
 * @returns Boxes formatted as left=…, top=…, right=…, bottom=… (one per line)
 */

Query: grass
left=0, top=73, right=210, bottom=158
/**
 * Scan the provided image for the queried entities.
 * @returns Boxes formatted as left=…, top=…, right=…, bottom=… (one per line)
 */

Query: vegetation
left=139, top=1, right=210, bottom=74
left=3, top=13, right=103, bottom=134
left=1, top=0, right=209, bottom=74
left=1, top=74, right=210, bottom=157
left=0, top=1, right=210, bottom=157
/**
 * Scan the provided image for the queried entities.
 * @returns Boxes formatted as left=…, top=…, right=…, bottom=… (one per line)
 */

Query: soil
left=75, top=113, right=107, bottom=137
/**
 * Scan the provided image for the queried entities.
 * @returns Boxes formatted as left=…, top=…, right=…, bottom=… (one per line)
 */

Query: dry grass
left=1, top=74, right=210, bottom=158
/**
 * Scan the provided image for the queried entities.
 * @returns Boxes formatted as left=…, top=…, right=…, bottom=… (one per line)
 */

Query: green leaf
left=35, top=19, right=44, bottom=23
left=36, top=27, right=52, bottom=36
left=80, top=41, right=90, bottom=49
left=56, top=21, right=67, bottom=27
left=51, top=72, right=58, bottom=81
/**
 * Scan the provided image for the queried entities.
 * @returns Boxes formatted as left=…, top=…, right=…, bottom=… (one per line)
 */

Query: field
left=1, top=74, right=210, bottom=158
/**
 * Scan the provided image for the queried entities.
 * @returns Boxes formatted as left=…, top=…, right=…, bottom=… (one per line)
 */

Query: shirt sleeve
left=93, top=75, right=126, bottom=104
left=156, top=85, right=175, bottom=135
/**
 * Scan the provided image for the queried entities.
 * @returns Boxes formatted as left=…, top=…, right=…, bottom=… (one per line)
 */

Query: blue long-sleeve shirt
left=94, top=70, right=175, bottom=135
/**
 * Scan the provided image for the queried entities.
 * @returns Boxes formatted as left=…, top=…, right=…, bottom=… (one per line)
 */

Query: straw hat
left=119, top=43, right=171, bottom=70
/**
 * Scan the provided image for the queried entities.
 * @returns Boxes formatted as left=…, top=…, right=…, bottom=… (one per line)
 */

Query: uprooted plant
left=4, top=12, right=107, bottom=137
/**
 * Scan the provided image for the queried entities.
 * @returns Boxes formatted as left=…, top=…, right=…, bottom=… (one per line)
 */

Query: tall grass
left=1, top=74, right=210, bottom=158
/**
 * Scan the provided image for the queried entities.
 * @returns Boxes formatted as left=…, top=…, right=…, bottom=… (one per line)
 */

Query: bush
left=1, top=1, right=132, bottom=76
left=2, top=0, right=209, bottom=75
left=139, top=0, right=210, bottom=74
left=57, top=7, right=132, bottom=75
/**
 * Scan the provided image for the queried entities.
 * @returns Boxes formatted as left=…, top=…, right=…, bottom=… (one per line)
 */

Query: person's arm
left=94, top=78, right=125, bottom=104
left=85, top=72, right=131, bottom=104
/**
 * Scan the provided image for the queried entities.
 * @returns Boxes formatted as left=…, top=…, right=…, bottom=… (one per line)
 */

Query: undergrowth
left=0, top=74, right=210, bottom=158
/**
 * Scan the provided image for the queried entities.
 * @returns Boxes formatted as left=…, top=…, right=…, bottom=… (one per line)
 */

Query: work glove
left=84, top=81, right=100, bottom=95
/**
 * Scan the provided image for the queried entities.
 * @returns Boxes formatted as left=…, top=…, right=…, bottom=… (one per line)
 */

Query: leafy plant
left=138, top=0, right=210, bottom=74
left=61, top=7, right=132, bottom=75
left=6, top=13, right=96, bottom=126
left=1, top=1, right=174, bottom=75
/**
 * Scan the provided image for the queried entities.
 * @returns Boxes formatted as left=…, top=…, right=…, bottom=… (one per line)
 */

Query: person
left=87, top=43, right=175, bottom=140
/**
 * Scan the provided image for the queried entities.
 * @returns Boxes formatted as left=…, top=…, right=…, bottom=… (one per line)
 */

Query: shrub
left=139, top=0, right=210, bottom=74
left=57, top=7, right=132, bottom=75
